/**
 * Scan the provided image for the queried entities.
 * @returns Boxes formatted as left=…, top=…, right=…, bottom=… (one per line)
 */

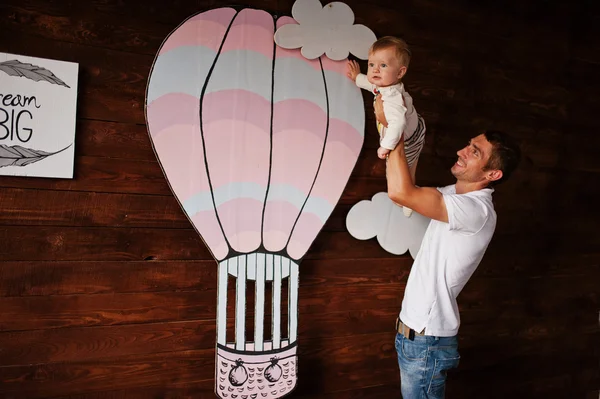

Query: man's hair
left=369, top=36, right=411, bottom=69
left=483, top=130, right=521, bottom=186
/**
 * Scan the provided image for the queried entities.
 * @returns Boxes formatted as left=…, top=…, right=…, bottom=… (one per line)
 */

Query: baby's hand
left=346, top=60, right=360, bottom=81
left=377, top=147, right=390, bottom=159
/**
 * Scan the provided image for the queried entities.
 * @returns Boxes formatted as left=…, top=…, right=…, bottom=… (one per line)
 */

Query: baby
left=347, top=36, right=425, bottom=217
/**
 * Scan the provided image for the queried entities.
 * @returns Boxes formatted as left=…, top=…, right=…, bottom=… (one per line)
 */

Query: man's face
left=367, top=47, right=405, bottom=87
left=451, top=134, right=498, bottom=184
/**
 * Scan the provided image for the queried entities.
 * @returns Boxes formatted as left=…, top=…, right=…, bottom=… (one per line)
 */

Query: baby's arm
left=354, top=73, right=375, bottom=91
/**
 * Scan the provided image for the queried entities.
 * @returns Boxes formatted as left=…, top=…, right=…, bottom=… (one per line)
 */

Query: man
left=374, top=97, right=521, bottom=398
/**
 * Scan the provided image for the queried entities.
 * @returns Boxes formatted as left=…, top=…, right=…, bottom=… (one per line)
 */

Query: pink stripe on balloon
left=152, top=125, right=210, bottom=202
left=287, top=212, right=323, bottom=260
left=308, top=141, right=358, bottom=203
left=146, top=93, right=199, bottom=136
left=158, top=8, right=236, bottom=55
left=221, top=9, right=274, bottom=59
left=269, top=130, right=323, bottom=188
left=263, top=200, right=302, bottom=252
left=202, top=90, right=271, bottom=127
left=272, top=99, right=327, bottom=142
left=326, top=119, right=364, bottom=157
left=275, top=16, right=348, bottom=74
left=287, top=140, right=359, bottom=259
left=203, top=120, right=270, bottom=189
left=190, top=211, right=229, bottom=260
left=217, top=198, right=264, bottom=253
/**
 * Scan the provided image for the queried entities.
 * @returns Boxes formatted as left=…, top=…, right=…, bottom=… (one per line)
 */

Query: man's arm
left=387, top=142, right=449, bottom=223
left=376, top=96, right=449, bottom=222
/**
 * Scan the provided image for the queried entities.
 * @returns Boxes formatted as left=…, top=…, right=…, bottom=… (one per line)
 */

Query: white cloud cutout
left=346, top=192, right=431, bottom=259
left=274, top=0, right=376, bottom=61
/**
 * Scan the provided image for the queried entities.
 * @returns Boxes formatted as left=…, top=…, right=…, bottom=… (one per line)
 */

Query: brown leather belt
left=396, top=318, right=425, bottom=340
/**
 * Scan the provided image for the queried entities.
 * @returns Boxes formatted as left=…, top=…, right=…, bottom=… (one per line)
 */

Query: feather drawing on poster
left=0, top=144, right=71, bottom=168
left=145, top=3, right=366, bottom=398
left=0, top=53, right=78, bottom=178
left=0, top=60, right=71, bottom=88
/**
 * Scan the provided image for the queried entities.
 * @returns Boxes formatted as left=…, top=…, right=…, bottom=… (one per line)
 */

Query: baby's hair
left=370, top=36, right=411, bottom=69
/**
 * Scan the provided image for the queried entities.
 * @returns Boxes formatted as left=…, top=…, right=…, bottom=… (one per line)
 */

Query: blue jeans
left=395, top=333, right=460, bottom=398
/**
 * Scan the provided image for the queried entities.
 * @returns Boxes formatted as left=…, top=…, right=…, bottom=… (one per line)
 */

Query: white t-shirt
left=399, top=185, right=497, bottom=337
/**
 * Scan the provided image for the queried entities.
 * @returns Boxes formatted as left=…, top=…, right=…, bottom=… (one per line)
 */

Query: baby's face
left=367, top=47, right=405, bottom=87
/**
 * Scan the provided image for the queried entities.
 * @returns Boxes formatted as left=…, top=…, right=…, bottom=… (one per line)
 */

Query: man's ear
left=397, top=66, right=407, bottom=80
left=486, top=169, right=503, bottom=182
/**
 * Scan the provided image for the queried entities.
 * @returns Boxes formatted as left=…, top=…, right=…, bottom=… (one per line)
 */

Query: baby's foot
left=377, top=147, right=390, bottom=159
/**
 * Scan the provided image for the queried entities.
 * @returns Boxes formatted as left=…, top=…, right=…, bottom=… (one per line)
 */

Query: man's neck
left=455, top=180, right=490, bottom=194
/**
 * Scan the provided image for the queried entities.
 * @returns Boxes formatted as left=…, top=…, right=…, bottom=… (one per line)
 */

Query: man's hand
left=374, top=95, right=388, bottom=128
left=346, top=60, right=360, bottom=82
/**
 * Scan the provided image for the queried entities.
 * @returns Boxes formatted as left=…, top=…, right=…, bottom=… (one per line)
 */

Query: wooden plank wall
left=0, top=0, right=599, bottom=398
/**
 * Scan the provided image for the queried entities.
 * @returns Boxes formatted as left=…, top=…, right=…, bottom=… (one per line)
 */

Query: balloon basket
left=216, top=343, right=297, bottom=399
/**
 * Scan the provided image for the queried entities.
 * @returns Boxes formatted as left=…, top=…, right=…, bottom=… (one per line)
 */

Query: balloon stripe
left=152, top=125, right=209, bottom=202
left=325, top=118, right=363, bottom=156
left=222, top=11, right=275, bottom=58
left=268, top=131, right=324, bottom=187
left=201, top=90, right=272, bottom=127
left=158, top=16, right=235, bottom=55
left=204, top=50, right=273, bottom=100
left=217, top=198, right=265, bottom=252
left=146, top=93, right=199, bottom=136
left=197, top=8, right=243, bottom=257
left=259, top=14, right=277, bottom=249
left=190, top=211, right=230, bottom=260
left=272, top=100, right=328, bottom=141
left=203, top=120, right=271, bottom=188
left=147, top=46, right=218, bottom=103
left=287, top=213, right=325, bottom=260
left=283, top=57, right=330, bottom=259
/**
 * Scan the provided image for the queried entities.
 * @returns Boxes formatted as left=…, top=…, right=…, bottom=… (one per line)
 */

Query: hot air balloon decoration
left=145, top=6, right=365, bottom=398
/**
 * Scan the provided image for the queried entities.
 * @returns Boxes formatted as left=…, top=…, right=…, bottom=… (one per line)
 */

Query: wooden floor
left=0, top=0, right=599, bottom=398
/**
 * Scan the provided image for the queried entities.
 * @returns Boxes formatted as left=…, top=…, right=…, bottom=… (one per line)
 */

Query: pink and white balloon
left=146, top=7, right=364, bottom=398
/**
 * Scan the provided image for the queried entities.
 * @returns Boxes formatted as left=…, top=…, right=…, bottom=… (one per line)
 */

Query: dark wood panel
left=0, top=348, right=216, bottom=399
left=1, top=253, right=597, bottom=299
left=0, top=308, right=401, bottom=365
left=1, top=222, right=599, bottom=261
left=0, top=283, right=406, bottom=332
left=75, top=120, right=155, bottom=161
left=0, top=156, right=171, bottom=195
left=0, top=188, right=187, bottom=228
left=0, top=332, right=398, bottom=398
left=50, top=383, right=402, bottom=399
left=0, top=258, right=412, bottom=297
left=0, top=271, right=595, bottom=333
left=0, top=0, right=173, bottom=56
left=2, top=305, right=596, bottom=367
left=4, top=332, right=596, bottom=398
